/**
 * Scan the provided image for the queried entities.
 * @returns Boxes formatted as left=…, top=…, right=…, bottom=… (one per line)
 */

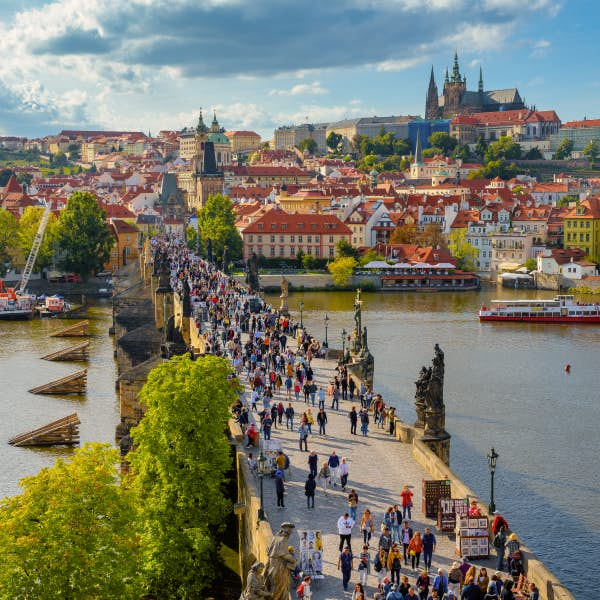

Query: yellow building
left=225, top=130, right=262, bottom=154
left=277, top=189, right=332, bottom=214
left=563, top=196, right=600, bottom=260
left=107, top=219, right=140, bottom=272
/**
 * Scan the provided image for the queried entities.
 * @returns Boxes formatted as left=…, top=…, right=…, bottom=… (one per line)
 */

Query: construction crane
left=17, top=201, right=53, bottom=295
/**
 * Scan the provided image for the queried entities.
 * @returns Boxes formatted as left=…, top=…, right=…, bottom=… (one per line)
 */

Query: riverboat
left=0, top=280, right=35, bottom=320
left=36, top=294, right=72, bottom=318
left=478, top=295, right=600, bottom=323
left=380, top=263, right=480, bottom=291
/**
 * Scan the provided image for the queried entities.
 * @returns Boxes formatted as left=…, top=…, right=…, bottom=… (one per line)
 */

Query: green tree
left=18, top=206, right=59, bottom=272
left=17, top=172, right=33, bottom=187
left=428, top=132, right=458, bottom=156
left=56, top=191, right=114, bottom=279
left=583, top=139, right=599, bottom=168
left=328, top=256, right=357, bottom=287
left=557, top=194, right=579, bottom=207
left=552, top=138, right=574, bottom=160
left=390, top=223, right=417, bottom=244
left=448, top=229, right=479, bottom=271
left=185, top=224, right=203, bottom=255
left=523, top=146, right=543, bottom=160
left=295, top=248, right=305, bottom=268
left=417, top=223, right=447, bottom=249
left=380, top=155, right=404, bottom=171
left=484, top=136, right=522, bottom=163
left=298, top=137, right=318, bottom=154
left=336, top=239, right=360, bottom=260
left=197, top=193, right=242, bottom=263
left=0, top=443, right=140, bottom=599
left=0, top=168, right=14, bottom=187
left=0, top=208, right=18, bottom=274
left=359, top=249, right=385, bottom=266
left=474, top=136, right=488, bottom=158
left=130, top=354, right=237, bottom=599
left=326, top=131, right=343, bottom=154
left=523, top=258, right=537, bottom=271
left=301, top=253, right=316, bottom=269
left=422, top=147, right=444, bottom=158
left=453, top=144, right=471, bottom=161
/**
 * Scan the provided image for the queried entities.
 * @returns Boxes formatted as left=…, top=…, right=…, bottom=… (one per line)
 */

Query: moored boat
left=0, top=280, right=35, bottom=320
left=36, top=294, right=72, bottom=318
left=478, top=295, right=600, bottom=323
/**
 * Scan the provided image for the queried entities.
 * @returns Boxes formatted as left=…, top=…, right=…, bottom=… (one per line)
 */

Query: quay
left=109, top=237, right=572, bottom=600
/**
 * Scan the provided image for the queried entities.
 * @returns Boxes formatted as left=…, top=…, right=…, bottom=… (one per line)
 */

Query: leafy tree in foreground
left=449, top=229, right=479, bottom=271
left=0, top=443, right=139, bottom=600
left=336, top=239, right=360, bottom=260
left=0, top=208, right=18, bottom=274
left=18, top=206, right=59, bottom=272
left=390, top=223, right=417, bottom=244
left=56, top=191, right=114, bottom=278
left=130, top=354, right=238, bottom=599
left=328, top=256, right=357, bottom=287
left=553, top=138, right=574, bottom=160
left=197, top=193, right=242, bottom=263
left=417, top=222, right=448, bottom=249
left=428, top=132, right=457, bottom=156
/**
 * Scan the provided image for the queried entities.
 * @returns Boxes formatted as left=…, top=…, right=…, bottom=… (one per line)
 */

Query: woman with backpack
left=386, top=543, right=403, bottom=585
left=373, top=547, right=388, bottom=585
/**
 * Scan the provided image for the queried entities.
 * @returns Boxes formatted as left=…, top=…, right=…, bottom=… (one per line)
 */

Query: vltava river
left=0, top=301, right=118, bottom=497
left=266, top=287, right=598, bottom=598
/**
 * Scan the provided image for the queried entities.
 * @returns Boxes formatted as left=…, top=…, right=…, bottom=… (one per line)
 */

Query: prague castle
left=425, top=52, right=525, bottom=119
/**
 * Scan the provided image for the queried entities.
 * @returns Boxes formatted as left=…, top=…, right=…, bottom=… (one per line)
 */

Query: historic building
left=425, top=52, right=526, bottom=119
left=177, top=110, right=224, bottom=212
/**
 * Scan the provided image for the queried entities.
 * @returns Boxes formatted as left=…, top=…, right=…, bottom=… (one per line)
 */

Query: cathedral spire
left=478, top=65, right=484, bottom=93
left=451, top=50, right=461, bottom=83
left=425, top=66, right=439, bottom=119
left=210, top=109, right=220, bottom=133
left=414, top=128, right=423, bottom=165
left=444, top=67, right=449, bottom=85
left=196, top=108, right=208, bottom=133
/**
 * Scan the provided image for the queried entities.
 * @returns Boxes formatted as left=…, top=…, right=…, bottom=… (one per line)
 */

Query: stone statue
left=240, top=562, right=272, bottom=600
left=279, top=275, right=289, bottom=315
left=361, top=326, right=369, bottom=354
left=414, top=365, right=431, bottom=428
left=353, top=288, right=362, bottom=353
left=265, top=523, right=296, bottom=600
left=247, top=252, right=260, bottom=293
left=426, top=344, right=445, bottom=411
left=181, top=277, right=191, bottom=317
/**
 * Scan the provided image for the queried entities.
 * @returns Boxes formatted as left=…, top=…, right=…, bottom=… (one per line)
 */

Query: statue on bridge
left=279, top=275, right=289, bottom=315
left=239, top=562, right=272, bottom=600
left=264, top=523, right=296, bottom=600
left=247, top=252, right=260, bottom=293
left=352, top=288, right=362, bottom=354
left=414, top=365, right=431, bottom=429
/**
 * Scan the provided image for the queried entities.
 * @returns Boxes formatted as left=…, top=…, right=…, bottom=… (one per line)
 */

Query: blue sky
left=0, top=1, right=596, bottom=139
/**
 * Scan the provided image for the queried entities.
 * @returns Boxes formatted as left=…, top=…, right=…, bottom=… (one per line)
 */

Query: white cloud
left=530, top=39, right=551, bottom=57
left=443, top=23, right=508, bottom=52
left=469, top=58, right=482, bottom=68
left=269, top=81, right=328, bottom=96
left=376, top=56, right=426, bottom=72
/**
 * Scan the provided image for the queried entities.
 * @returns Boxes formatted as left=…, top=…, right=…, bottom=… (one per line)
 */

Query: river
left=265, top=287, right=597, bottom=599
left=0, top=300, right=118, bottom=497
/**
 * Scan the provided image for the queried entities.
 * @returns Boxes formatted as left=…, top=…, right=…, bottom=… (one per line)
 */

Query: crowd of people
left=152, top=235, right=537, bottom=600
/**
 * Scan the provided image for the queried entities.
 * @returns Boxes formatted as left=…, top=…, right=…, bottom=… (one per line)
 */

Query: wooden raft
left=28, top=369, right=87, bottom=395
left=49, top=320, right=89, bottom=337
left=41, top=340, right=90, bottom=362
left=9, top=413, right=80, bottom=447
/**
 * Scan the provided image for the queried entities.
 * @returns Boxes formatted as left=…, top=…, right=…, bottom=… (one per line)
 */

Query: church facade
left=425, top=52, right=525, bottom=119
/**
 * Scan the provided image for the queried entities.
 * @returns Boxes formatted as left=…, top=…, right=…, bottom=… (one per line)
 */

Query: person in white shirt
left=337, top=512, right=356, bottom=554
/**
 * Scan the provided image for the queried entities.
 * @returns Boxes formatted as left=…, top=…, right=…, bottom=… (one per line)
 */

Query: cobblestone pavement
left=239, top=346, right=498, bottom=599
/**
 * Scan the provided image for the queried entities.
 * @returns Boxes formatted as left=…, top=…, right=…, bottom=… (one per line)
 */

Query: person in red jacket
left=491, top=511, right=509, bottom=534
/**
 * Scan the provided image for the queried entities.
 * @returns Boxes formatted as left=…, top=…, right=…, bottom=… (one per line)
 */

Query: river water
left=266, top=287, right=597, bottom=599
left=0, top=300, right=118, bottom=497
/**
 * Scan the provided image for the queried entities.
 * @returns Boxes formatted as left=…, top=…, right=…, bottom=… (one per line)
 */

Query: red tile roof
left=242, top=208, right=351, bottom=235
left=562, top=119, right=600, bottom=129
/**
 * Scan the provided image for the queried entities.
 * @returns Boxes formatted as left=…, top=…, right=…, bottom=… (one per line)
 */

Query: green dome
left=208, top=132, right=230, bottom=145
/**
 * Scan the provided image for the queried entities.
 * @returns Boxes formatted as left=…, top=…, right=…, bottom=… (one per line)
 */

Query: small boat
left=0, top=280, right=35, bottom=320
left=478, top=295, right=600, bottom=323
left=36, top=294, right=72, bottom=318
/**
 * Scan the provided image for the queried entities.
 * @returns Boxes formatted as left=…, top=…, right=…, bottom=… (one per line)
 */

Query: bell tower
left=442, top=51, right=467, bottom=117
left=425, top=66, right=440, bottom=120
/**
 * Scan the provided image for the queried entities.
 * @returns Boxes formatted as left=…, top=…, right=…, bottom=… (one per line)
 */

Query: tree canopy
left=553, top=138, right=574, bottom=160
left=18, top=206, right=59, bottom=272
left=197, top=193, right=242, bottom=264
left=428, top=132, right=457, bottom=156
left=336, top=239, right=360, bottom=260
left=0, top=208, right=18, bottom=274
left=0, top=443, right=139, bottom=600
left=130, top=354, right=238, bottom=599
left=56, top=191, right=114, bottom=278
left=484, top=136, right=522, bottom=163
left=583, top=139, right=599, bottom=168
left=448, top=229, right=479, bottom=271
left=328, top=256, right=357, bottom=287
left=390, top=223, right=417, bottom=244
left=298, top=137, right=318, bottom=154
left=326, top=131, right=343, bottom=154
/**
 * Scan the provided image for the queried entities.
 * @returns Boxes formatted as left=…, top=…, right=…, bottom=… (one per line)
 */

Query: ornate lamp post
left=257, top=450, right=268, bottom=522
left=300, top=300, right=304, bottom=329
left=324, top=314, right=329, bottom=346
left=487, top=447, right=499, bottom=514
left=341, top=328, right=347, bottom=364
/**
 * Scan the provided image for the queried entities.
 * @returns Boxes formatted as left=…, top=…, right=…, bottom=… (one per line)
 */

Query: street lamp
left=487, top=447, right=499, bottom=514
left=341, top=328, right=347, bottom=364
left=324, top=314, right=329, bottom=346
left=300, top=300, right=304, bottom=329
left=257, top=451, right=268, bottom=522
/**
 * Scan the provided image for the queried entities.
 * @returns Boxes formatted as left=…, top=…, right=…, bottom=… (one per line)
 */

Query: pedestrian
left=275, top=470, right=285, bottom=509
left=349, top=377, right=356, bottom=400
left=328, top=451, right=341, bottom=487
left=357, top=544, right=371, bottom=587
left=509, top=550, right=524, bottom=579
left=408, top=530, right=423, bottom=571
left=275, top=450, right=286, bottom=480
left=337, top=511, right=355, bottom=553
left=331, top=386, right=340, bottom=410
left=379, top=526, right=392, bottom=556
left=261, top=413, right=272, bottom=440
left=306, top=408, right=314, bottom=434
left=277, top=401, right=284, bottom=425
left=493, top=526, right=507, bottom=571
left=340, top=457, right=349, bottom=490
left=416, top=569, right=430, bottom=600
left=296, top=575, right=312, bottom=599
left=399, top=575, right=411, bottom=597
left=305, top=473, right=316, bottom=509
left=386, top=543, right=403, bottom=585
left=386, top=583, right=403, bottom=600
left=318, top=461, right=330, bottom=496
left=460, top=576, right=481, bottom=600
left=317, top=386, right=326, bottom=409
left=374, top=547, right=388, bottom=584
left=391, top=505, right=401, bottom=544
left=491, top=511, right=509, bottom=534
left=338, top=546, right=354, bottom=591
left=505, top=533, right=520, bottom=562
left=400, top=484, right=414, bottom=520
left=400, top=521, right=414, bottom=565
left=432, top=568, right=448, bottom=598
left=476, top=567, right=490, bottom=594
left=360, top=409, right=369, bottom=436
left=317, top=407, right=328, bottom=435
left=422, top=527, right=437, bottom=570
left=349, top=406, right=358, bottom=435
left=448, top=562, right=463, bottom=596
left=348, top=488, right=359, bottom=520
left=285, top=403, right=294, bottom=430
left=308, top=450, right=318, bottom=478
left=298, top=423, right=309, bottom=452
left=360, top=508, right=374, bottom=545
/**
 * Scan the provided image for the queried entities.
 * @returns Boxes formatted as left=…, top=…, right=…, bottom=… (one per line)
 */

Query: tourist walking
left=307, top=450, right=318, bottom=478
left=337, top=512, right=355, bottom=553
left=360, top=409, right=369, bottom=436
left=317, top=386, right=325, bottom=409
left=338, top=546, right=354, bottom=592
left=298, top=423, right=309, bottom=452
left=340, top=457, right=349, bottom=490
left=400, top=484, right=414, bottom=520
left=349, top=406, right=358, bottom=435
left=415, top=569, right=430, bottom=600
left=328, top=451, right=340, bottom=487
left=357, top=544, right=371, bottom=586
left=432, top=569, right=448, bottom=597
left=400, top=521, right=413, bottom=565
left=422, top=527, right=436, bottom=570
left=387, top=543, right=403, bottom=585
left=374, top=547, right=388, bottom=584
left=448, top=562, right=463, bottom=596
left=493, top=527, right=507, bottom=571
left=275, top=470, right=285, bottom=508
left=317, top=407, right=327, bottom=435
left=379, top=526, right=392, bottom=557
left=408, top=530, right=423, bottom=571
left=348, top=489, right=359, bottom=521
left=360, top=508, right=374, bottom=545
left=305, top=473, right=316, bottom=509
left=318, top=461, right=330, bottom=496
left=285, top=403, right=294, bottom=430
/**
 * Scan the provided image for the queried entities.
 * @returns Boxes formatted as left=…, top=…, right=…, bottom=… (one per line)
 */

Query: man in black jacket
left=317, top=408, right=328, bottom=435
left=349, top=406, right=358, bottom=435
left=305, top=473, right=316, bottom=508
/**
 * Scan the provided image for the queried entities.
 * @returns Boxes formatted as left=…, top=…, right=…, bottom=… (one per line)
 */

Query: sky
left=0, top=0, right=597, bottom=139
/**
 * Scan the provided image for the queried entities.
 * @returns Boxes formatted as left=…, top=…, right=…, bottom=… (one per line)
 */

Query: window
left=315, top=248, right=320, bottom=256
left=290, top=235, right=295, bottom=242
left=298, top=235, right=303, bottom=242
left=281, top=223, right=287, bottom=230
left=311, top=223, right=316, bottom=230
left=329, top=247, right=335, bottom=257
left=279, top=247, right=285, bottom=256
left=270, top=247, right=275, bottom=256
left=258, top=235, right=262, bottom=242
left=280, top=235, right=284, bottom=243
left=248, top=235, right=253, bottom=242
left=298, top=223, right=303, bottom=229
left=587, top=221, right=590, bottom=228
left=307, top=235, right=312, bottom=243
left=271, top=223, right=276, bottom=230
left=258, top=223, right=263, bottom=230
left=270, top=235, right=275, bottom=243
left=290, top=246, right=295, bottom=256
left=315, top=235, right=320, bottom=242
left=329, top=235, right=334, bottom=243
left=586, top=234, right=590, bottom=242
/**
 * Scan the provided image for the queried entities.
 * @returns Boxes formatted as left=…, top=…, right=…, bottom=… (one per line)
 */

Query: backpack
left=284, top=454, right=290, bottom=469
left=296, top=583, right=305, bottom=598
left=392, top=555, right=401, bottom=570
left=493, top=532, right=504, bottom=548
left=374, top=554, right=383, bottom=572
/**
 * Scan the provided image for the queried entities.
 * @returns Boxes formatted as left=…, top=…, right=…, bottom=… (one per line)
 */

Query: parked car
left=96, top=270, right=112, bottom=278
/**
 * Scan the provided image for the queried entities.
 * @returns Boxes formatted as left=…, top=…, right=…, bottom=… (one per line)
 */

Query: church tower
left=425, top=66, right=440, bottom=120
left=442, top=51, right=467, bottom=118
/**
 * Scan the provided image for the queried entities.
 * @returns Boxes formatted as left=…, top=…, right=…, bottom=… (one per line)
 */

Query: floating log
left=41, top=340, right=90, bottom=362
left=28, top=369, right=87, bottom=395
left=49, top=320, right=89, bottom=337
left=9, top=413, right=80, bottom=447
